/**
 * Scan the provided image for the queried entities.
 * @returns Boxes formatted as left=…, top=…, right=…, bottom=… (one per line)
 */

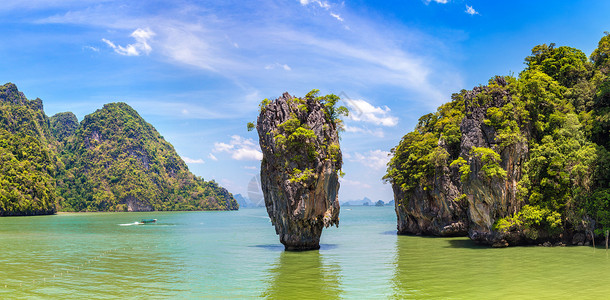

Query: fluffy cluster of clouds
left=349, top=150, right=392, bottom=170
left=344, top=98, right=398, bottom=127
left=213, top=135, right=263, bottom=161
left=182, top=156, right=205, bottom=164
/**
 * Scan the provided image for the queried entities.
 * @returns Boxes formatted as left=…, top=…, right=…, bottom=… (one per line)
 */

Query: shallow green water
left=1, top=206, right=609, bottom=299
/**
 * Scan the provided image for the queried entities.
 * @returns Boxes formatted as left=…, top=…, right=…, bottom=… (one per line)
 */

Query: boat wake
left=118, top=222, right=142, bottom=226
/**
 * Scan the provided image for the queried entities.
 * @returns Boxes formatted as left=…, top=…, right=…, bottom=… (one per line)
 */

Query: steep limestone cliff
left=458, top=79, right=529, bottom=246
left=393, top=137, right=468, bottom=237
left=387, top=77, right=538, bottom=246
left=256, top=91, right=344, bottom=250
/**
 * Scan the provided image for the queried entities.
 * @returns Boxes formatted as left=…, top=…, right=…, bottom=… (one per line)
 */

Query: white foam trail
left=118, top=222, right=141, bottom=226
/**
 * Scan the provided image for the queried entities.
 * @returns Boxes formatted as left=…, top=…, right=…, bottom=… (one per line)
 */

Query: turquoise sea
left=1, top=206, right=610, bottom=299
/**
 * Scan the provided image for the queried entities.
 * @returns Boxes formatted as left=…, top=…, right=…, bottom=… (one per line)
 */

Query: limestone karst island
left=254, top=91, right=346, bottom=250
left=3, top=0, right=610, bottom=298
left=0, top=83, right=237, bottom=215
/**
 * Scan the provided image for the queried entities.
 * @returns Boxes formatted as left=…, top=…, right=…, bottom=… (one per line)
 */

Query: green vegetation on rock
left=58, top=102, right=237, bottom=212
left=386, top=33, right=610, bottom=243
left=254, top=90, right=347, bottom=182
left=0, top=83, right=237, bottom=215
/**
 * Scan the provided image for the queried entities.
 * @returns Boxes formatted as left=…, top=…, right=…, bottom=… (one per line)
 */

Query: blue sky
left=0, top=0, right=608, bottom=202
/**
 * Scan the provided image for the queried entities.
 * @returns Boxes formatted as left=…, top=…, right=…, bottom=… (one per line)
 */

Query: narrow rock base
left=280, top=226, right=323, bottom=251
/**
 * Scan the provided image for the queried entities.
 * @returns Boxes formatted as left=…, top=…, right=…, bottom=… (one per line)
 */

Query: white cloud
left=83, top=45, right=99, bottom=52
left=130, top=100, right=233, bottom=120
left=299, top=0, right=344, bottom=25
left=330, top=12, right=343, bottom=22
left=102, top=38, right=116, bottom=48
left=424, top=0, right=449, bottom=4
left=244, top=166, right=258, bottom=170
left=465, top=5, right=479, bottom=15
left=284, top=33, right=448, bottom=104
left=352, top=150, right=392, bottom=170
left=265, top=63, right=292, bottom=71
left=343, top=98, right=398, bottom=127
left=343, top=125, right=385, bottom=138
left=213, top=135, right=263, bottom=161
left=208, top=153, right=218, bottom=161
left=340, top=178, right=372, bottom=189
left=182, top=156, right=205, bottom=164
left=299, top=0, right=330, bottom=9
left=103, top=28, right=155, bottom=56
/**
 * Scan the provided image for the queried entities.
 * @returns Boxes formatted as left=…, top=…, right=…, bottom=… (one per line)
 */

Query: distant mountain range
left=234, top=194, right=265, bottom=208
left=341, top=197, right=393, bottom=206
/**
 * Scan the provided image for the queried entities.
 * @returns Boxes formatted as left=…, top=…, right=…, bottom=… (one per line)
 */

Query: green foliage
left=246, top=122, right=255, bottom=132
left=384, top=131, right=440, bottom=193
left=0, top=83, right=60, bottom=216
left=258, top=90, right=344, bottom=183
left=521, top=114, right=596, bottom=214
left=289, top=168, right=316, bottom=184
left=273, top=116, right=318, bottom=178
left=519, top=69, right=567, bottom=138
left=590, top=32, right=610, bottom=70
left=259, top=98, right=271, bottom=111
left=454, top=194, right=468, bottom=203
left=450, top=157, right=471, bottom=182
left=50, top=112, right=79, bottom=144
left=275, top=116, right=317, bottom=153
left=482, top=78, right=528, bottom=148
left=385, top=92, right=465, bottom=194
left=327, top=143, right=341, bottom=163
left=304, top=89, right=349, bottom=130
left=525, top=43, right=591, bottom=87
left=494, top=205, right=562, bottom=239
left=471, top=147, right=507, bottom=180
left=0, top=129, right=57, bottom=215
left=297, top=104, right=308, bottom=112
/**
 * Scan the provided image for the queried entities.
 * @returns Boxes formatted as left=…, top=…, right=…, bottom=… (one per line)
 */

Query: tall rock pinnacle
left=255, top=91, right=346, bottom=250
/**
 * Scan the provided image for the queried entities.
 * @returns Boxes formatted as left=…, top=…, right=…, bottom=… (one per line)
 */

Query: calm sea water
left=1, top=206, right=610, bottom=299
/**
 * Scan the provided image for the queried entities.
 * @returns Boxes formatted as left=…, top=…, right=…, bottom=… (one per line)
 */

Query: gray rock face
left=459, top=80, right=528, bottom=245
left=394, top=138, right=468, bottom=237
left=256, top=92, right=342, bottom=250
left=393, top=77, right=530, bottom=246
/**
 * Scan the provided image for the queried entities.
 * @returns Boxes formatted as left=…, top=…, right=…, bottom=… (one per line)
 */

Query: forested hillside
left=58, top=102, right=237, bottom=211
left=385, top=33, right=610, bottom=246
left=0, top=83, right=59, bottom=215
left=0, top=83, right=237, bottom=215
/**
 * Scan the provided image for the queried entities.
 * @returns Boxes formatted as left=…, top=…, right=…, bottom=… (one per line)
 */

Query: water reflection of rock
left=392, top=235, right=502, bottom=298
left=261, top=251, right=342, bottom=299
